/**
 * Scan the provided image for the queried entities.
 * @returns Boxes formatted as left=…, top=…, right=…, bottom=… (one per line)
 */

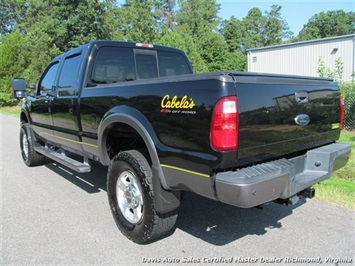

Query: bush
left=0, top=92, right=17, bottom=107
left=340, top=82, right=355, bottom=130
left=0, top=32, right=26, bottom=107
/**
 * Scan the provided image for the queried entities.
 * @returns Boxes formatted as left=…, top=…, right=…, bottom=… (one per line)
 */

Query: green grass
left=0, top=105, right=21, bottom=117
left=332, top=131, right=355, bottom=181
left=1, top=105, right=354, bottom=209
left=314, top=130, right=355, bottom=210
left=314, top=178, right=355, bottom=210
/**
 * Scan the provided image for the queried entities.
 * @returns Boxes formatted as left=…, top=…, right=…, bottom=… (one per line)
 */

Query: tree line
left=0, top=0, right=354, bottom=106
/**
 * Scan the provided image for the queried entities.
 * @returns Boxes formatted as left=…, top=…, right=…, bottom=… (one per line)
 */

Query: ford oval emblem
left=295, top=114, right=310, bottom=126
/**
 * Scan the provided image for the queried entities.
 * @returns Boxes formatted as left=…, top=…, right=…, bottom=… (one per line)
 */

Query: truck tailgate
left=233, top=73, right=341, bottom=167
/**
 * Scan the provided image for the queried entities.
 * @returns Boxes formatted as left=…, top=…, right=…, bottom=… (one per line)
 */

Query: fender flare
left=20, top=108, right=32, bottom=124
left=98, top=106, right=180, bottom=213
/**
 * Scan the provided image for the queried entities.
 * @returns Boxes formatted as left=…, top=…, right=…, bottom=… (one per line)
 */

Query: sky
left=116, top=0, right=354, bottom=37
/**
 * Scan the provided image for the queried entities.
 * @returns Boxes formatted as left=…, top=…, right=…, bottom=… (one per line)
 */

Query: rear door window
left=58, top=53, right=82, bottom=96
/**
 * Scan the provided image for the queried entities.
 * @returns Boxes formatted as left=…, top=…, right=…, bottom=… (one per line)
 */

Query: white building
left=247, top=34, right=355, bottom=82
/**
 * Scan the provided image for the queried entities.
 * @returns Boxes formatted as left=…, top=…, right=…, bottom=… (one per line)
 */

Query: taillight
left=340, top=95, right=345, bottom=129
left=210, top=96, right=238, bottom=151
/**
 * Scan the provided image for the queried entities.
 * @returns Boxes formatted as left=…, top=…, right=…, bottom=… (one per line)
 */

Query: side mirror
left=11, top=78, right=27, bottom=99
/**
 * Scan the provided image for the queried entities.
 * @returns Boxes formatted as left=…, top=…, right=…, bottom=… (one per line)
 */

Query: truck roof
left=51, top=40, right=188, bottom=63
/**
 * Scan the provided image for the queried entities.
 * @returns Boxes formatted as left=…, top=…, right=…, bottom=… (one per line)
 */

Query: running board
left=35, top=146, right=91, bottom=173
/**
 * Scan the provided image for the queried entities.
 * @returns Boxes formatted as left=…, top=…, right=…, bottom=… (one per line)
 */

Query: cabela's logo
left=161, top=95, right=195, bottom=109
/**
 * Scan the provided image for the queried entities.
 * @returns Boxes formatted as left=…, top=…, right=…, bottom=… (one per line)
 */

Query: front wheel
left=107, top=150, right=178, bottom=244
left=19, top=123, right=45, bottom=167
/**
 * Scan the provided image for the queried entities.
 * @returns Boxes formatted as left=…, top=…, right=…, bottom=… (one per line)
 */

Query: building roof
left=247, top=34, right=355, bottom=52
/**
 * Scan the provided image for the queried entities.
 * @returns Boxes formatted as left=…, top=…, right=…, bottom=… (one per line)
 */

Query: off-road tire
left=107, top=150, right=178, bottom=244
left=19, top=123, right=45, bottom=167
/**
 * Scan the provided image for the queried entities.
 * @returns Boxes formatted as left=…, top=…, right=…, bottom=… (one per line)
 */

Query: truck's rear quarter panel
left=80, top=74, right=234, bottom=199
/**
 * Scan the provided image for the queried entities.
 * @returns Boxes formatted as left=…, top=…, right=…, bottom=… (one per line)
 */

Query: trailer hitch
left=274, top=187, right=315, bottom=206
left=274, top=195, right=299, bottom=206
left=299, top=187, right=315, bottom=199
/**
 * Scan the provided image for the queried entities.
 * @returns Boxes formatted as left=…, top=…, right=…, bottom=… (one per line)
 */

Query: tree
left=117, top=0, right=160, bottom=43
left=0, top=32, right=25, bottom=106
left=222, top=7, right=265, bottom=52
left=221, top=5, right=291, bottom=72
left=20, top=31, right=61, bottom=84
left=175, top=0, right=225, bottom=71
left=101, top=0, right=124, bottom=40
left=0, top=0, right=27, bottom=36
left=198, top=32, right=230, bottom=71
left=221, top=16, right=244, bottom=53
left=293, top=27, right=320, bottom=42
left=63, top=0, right=110, bottom=48
left=176, top=0, right=221, bottom=39
left=156, top=0, right=177, bottom=35
left=222, top=5, right=292, bottom=52
left=295, top=10, right=355, bottom=41
left=158, top=30, right=208, bottom=73
left=19, top=0, right=110, bottom=52
left=263, top=5, right=293, bottom=46
left=241, top=7, right=265, bottom=49
left=227, top=50, right=247, bottom=72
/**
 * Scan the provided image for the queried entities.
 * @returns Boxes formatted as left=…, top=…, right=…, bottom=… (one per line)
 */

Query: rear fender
left=98, top=106, right=180, bottom=213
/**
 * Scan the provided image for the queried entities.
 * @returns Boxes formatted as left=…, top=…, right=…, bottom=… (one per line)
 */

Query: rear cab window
left=91, top=47, right=135, bottom=84
left=89, top=45, right=191, bottom=86
left=158, top=51, right=191, bottom=77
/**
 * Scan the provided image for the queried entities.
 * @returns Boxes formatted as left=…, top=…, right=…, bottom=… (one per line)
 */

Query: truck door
left=50, top=51, right=83, bottom=152
left=31, top=61, right=60, bottom=144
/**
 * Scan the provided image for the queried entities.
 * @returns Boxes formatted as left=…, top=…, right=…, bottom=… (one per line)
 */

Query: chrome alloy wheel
left=22, top=133, right=29, bottom=159
left=116, top=170, right=144, bottom=224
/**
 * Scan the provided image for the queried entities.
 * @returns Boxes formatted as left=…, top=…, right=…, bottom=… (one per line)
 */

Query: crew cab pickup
left=12, top=41, right=351, bottom=243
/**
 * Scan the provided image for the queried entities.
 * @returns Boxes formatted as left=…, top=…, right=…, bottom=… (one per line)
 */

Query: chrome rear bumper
left=215, top=143, right=351, bottom=208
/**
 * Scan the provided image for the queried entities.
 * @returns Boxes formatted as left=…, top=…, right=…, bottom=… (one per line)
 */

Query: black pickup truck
left=12, top=41, right=351, bottom=243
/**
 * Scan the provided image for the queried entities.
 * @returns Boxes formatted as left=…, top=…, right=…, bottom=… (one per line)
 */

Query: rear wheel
left=19, top=123, right=45, bottom=166
left=107, top=150, right=178, bottom=243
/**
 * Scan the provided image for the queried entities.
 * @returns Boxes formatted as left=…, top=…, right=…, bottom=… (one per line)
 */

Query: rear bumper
left=215, top=142, right=351, bottom=208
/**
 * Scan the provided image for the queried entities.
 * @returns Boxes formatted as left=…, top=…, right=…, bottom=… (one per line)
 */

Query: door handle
left=295, top=91, right=309, bottom=104
left=45, top=94, right=55, bottom=103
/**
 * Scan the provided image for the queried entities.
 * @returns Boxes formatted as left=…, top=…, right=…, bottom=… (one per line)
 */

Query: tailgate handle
left=295, top=91, right=309, bottom=103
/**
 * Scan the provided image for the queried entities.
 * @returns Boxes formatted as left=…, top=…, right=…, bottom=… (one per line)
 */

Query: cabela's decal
left=161, top=95, right=195, bottom=109
left=160, top=95, right=196, bottom=114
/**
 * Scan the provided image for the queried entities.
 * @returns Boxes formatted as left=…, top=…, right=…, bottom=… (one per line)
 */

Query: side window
left=58, top=53, right=82, bottom=95
left=39, top=62, right=59, bottom=95
left=158, top=51, right=191, bottom=77
left=91, top=47, right=135, bottom=84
